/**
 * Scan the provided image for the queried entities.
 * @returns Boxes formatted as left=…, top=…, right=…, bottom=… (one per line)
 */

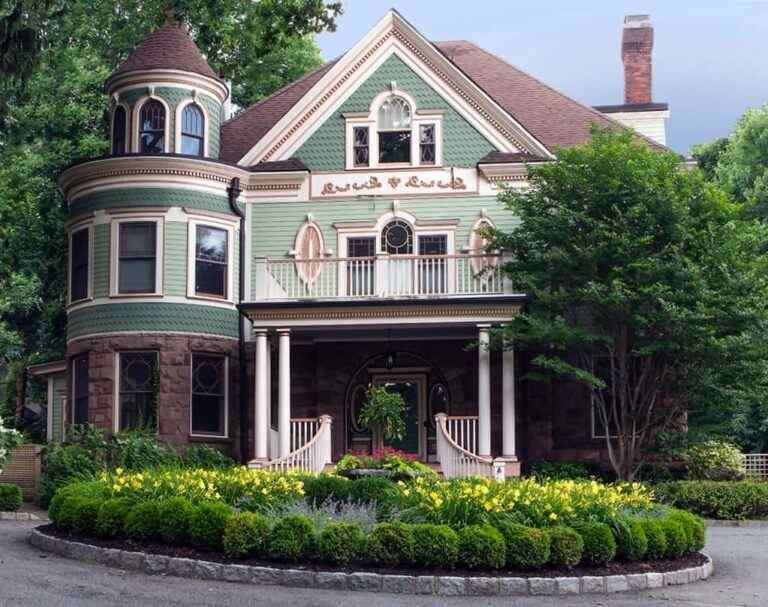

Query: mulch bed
left=40, top=524, right=707, bottom=579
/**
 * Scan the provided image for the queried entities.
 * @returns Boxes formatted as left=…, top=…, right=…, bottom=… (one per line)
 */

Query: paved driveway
left=0, top=521, right=765, bottom=607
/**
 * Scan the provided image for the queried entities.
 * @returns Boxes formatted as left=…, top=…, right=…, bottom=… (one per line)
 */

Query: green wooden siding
left=294, top=54, right=497, bottom=171
left=70, top=188, right=233, bottom=218
left=50, top=375, right=66, bottom=443
left=93, top=224, right=110, bottom=298
left=119, top=86, right=222, bottom=157
left=250, top=195, right=518, bottom=297
left=67, top=303, right=238, bottom=339
left=164, top=221, right=187, bottom=296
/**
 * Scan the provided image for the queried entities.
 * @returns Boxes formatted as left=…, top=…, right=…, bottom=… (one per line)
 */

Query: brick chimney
left=622, top=14, right=653, bottom=104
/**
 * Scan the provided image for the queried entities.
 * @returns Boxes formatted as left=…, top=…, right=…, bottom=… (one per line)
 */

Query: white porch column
left=477, top=324, right=492, bottom=457
left=278, top=329, right=291, bottom=458
left=254, top=328, right=269, bottom=462
left=502, top=348, right=517, bottom=459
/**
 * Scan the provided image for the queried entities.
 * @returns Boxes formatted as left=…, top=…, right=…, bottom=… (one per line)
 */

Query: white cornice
left=107, top=69, right=229, bottom=103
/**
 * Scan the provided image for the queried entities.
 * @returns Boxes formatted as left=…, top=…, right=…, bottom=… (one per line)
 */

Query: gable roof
left=219, top=33, right=666, bottom=165
left=108, top=22, right=220, bottom=84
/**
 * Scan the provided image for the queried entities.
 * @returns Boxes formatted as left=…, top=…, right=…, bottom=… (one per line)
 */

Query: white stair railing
left=435, top=413, right=505, bottom=480
left=445, top=415, right=478, bottom=454
left=266, top=415, right=332, bottom=474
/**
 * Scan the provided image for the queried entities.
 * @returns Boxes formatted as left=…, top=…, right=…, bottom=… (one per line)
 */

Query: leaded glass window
left=377, top=96, right=411, bottom=164
left=377, top=96, right=411, bottom=130
left=118, top=222, right=157, bottom=294
left=381, top=220, right=413, bottom=254
left=195, top=225, right=228, bottom=297
left=191, top=353, right=226, bottom=436
left=70, top=227, right=89, bottom=302
left=419, top=124, right=436, bottom=165
left=112, top=106, right=127, bottom=155
left=139, top=100, right=165, bottom=154
left=72, top=354, right=89, bottom=426
left=353, top=126, right=369, bottom=167
left=181, top=103, right=205, bottom=156
left=119, top=352, right=158, bottom=431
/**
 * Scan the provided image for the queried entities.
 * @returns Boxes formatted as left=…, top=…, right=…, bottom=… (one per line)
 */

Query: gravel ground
left=0, top=521, right=765, bottom=607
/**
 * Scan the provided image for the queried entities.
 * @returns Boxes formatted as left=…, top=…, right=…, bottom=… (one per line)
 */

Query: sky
left=316, top=0, right=768, bottom=154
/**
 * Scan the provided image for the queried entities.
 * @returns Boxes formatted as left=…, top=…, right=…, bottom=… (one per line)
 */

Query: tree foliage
left=492, top=127, right=768, bottom=479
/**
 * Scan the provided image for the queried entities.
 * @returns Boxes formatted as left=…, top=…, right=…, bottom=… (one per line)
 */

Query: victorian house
left=33, top=11, right=669, bottom=477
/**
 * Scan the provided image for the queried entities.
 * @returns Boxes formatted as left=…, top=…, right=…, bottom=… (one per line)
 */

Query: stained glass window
left=191, top=353, right=226, bottom=436
left=119, top=352, right=158, bottom=431
left=139, top=100, right=165, bottom=154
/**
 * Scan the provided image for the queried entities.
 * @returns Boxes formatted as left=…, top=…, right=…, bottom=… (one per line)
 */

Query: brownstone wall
left=67, top=333, right=242, bottom=459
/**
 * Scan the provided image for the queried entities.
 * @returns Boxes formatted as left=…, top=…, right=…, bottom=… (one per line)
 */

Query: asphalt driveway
left=0, top=521, right=765, bottom=607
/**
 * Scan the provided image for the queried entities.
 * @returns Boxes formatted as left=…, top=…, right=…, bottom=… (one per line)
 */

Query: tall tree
left=492, top=128, right=768, bottom=480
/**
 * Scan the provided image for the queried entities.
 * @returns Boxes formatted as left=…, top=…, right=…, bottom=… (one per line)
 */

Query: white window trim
left=110, top=102, right=130, bottom=154
left=175, top=97, right=210, bottom=157
left=113, top=351, right=160, bottom=435
left=344, top=89, right=443, bottom=170
left=132, top=95, right=172, bottom=154
left=68, top=222, right=94, bottom=305
left=189, top=353, right=229, bottom=439
left=110, top=216, right=165, bottom=297
left=187, top=216, right=236, bottom=303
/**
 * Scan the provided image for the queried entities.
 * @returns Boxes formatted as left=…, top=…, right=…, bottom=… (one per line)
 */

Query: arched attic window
left=377, top=95, right=412, bottom=163
left=112, top=106, right=127, bottom=155
left=139, top=100, right=166, bottom=154
left=180, top=103, right=205, bottom=156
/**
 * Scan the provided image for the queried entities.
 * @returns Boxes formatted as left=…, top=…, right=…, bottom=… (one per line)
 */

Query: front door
left=373, top=374, right=426, bottom=459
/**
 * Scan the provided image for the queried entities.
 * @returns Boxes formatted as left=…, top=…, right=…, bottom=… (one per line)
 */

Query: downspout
left=227, top=177, right=248, bottom=464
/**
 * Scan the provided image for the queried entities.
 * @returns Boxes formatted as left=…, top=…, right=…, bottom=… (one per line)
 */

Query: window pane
left=377, top=96, right=411, bottom=129
left=139, top=100, right=165, bottom=154
left=119, top=352, right=157, bottom=431
left=120, top=223, right=156, bottom=257
left=70, top=229, right=89, bottom=301
left=72, top=354, right=89, bottom=425
left=192, top=354, right=226, bottom=436
left=119, top=259, right=156, bottom=293
left=353, top=126, right=369, bottom=167
left=381, top=220, right=413, bottom=254
left=181, top=135, right=203, bottom=156
left=196, top=226, right=227, bottom=262
left=379, top=131, right=411, bottom=163
left=195, top=261, right=226, bottom=296
left=195, top=226, right=227, bottom=297
left=112, top=107, right=126, bottom=155
left=181, top=104, right=204, bottom=136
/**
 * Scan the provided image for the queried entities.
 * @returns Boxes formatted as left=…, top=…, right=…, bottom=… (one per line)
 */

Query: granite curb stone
left=26, top=528, right=714, bottom=596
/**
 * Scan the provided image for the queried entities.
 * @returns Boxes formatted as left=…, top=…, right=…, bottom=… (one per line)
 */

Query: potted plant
left=358, top=385, right=406, bottom=454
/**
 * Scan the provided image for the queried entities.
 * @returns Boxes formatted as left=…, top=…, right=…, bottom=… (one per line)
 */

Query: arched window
left=381, top=219, right=413, bottom=255
left=139, top=100, right=166, bottom=154
left=112, top=106, right=126, bottom=155
left=377, top=96, right=411, bottom=163
left=180, top=103, right=205, bottom=156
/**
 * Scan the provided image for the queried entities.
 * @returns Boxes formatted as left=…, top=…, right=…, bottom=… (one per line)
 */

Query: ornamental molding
left=106, top=69, right=228, bottom=103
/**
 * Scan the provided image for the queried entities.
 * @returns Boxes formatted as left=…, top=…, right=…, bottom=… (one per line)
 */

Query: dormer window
left=344, top=90, right=443, bottom=170
left=139, top=100, right=166, bottom=154
left=180, top=103, right=205, bottom=156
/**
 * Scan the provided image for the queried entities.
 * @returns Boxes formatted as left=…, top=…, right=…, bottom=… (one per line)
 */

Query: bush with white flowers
left=0, top=415, right=23, bottom=474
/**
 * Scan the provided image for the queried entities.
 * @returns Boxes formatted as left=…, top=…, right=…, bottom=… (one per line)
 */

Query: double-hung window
left=191, top=353, right=227, bottom=437
left=194, top=225, right=228, bottom=298
left=117, top=221, right=158, bottom=294
left=417, top=235, right=447, bottom=294
left=70, top=227, right=90, bottom=302
left=118, top=352, right=158, bottom=431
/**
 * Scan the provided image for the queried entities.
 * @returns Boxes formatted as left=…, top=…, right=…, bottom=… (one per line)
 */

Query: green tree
left=492, top=127, right=768, bottom=480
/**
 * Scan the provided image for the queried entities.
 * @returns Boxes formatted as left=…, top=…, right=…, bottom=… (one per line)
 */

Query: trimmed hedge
left=189, top=502, right=232, bottom=551
left=223, top=511, right=269, bottom=559
left=125, top=501, right=162, bottom=541
left=668, top=510, right=706, bottom=553
left=611, top=517, right=648, bottom=561
left=660, top=518, right=687, bottom=559
left=573, top=522, right=616, bottom=565
left=548, top=526, right=584, bottom=567
left=48, top=481, right=106, bottom=526
left=367, top=522, right=414, bottom=567
left=494, top=521, right=550, bottom=570
left=640, top=518, right=668, bottom=560
left=411, top=524, right=458, bottom=569
left=95, top=498, right=135, bottom=538
left=158, top=497, right=195, bottom=546
left=268, top=514, right=316, bottom=563
left=655, top=480, right=768, bottom=520
left=0, top=483, right=22, bottom=511
left=317, top=522, right=366, bottom=566
left=458, top=525, right=506, bottom=570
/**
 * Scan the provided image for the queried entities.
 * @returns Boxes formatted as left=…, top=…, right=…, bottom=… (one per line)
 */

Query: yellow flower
left=549, top=512, right=558, bottom=521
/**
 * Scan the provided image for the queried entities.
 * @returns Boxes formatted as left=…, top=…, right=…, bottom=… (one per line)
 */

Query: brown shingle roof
left=219, top=60, right=338, bottom=164
left=108, top=22, right=219, bottom=83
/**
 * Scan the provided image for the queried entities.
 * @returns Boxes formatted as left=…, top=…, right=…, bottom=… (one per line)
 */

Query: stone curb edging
left=1, top=511, right=41, bottom=521
left=27, top=528, right=714, bottom=597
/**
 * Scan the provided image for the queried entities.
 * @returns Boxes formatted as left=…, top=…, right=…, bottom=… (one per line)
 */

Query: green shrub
left=223, top=511, right=269, bottom=559
left=457, top=525, right=506, bottom=570
left=548, top=526, right=584, bottom=567
left=39, top=444, right=101, bottom=508
left=529, top=460, right=595, bottom=480
left=640, top=518, right=667, bottom=560
left=158, top=497, right=195, bottom=545
left=660, top=518, right=687, bottom=558
left=573, top=522, right=616, bottom=565
left=680, top=440, right=745, bottom=481
left=347, top=476, right=399, bottom=514
left=48, top=481, right=106, bottom=526
left=268, top=514, right=316, bottom=562
left=61, top=496, right=102, bottom=535
left=640, top=481, right=768, bottom=520
left=106, top=431, right=181, bottom=471
left=183, top=445, right=235, bottom=469
left=668, top=510, right=706, bottom=553
left=125, top=501, right=162, bottom=541
left=494, top=520, right=550, bottom=570
left=411, top=524, right=458, bottom=569
left=317, top=521, right=366, bottom=566
left=610, top=517, right=648, bottom=561
left=0, top=483, right=22, bottom=511
left=302, top=475, right=351, bottom=506
left=95, top=498, right=135, bottom=538
left=367, top=522, right=415, bottom=567
left=189, top=502, right=232, bottom=551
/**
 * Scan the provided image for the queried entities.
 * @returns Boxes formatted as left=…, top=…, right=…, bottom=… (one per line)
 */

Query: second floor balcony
left=254, top=253, right=510, bottom=301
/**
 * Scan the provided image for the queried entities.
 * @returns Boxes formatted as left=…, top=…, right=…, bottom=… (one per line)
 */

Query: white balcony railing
left=257, top=254, right=506, bottom=300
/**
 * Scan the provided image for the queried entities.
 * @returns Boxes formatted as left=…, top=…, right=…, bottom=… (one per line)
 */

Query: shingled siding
left=294, top=54, right=498, bottom=171
left=70, top=188, right=233, bottom=218
left=250, top=195, right=517, bottom=295
left=119, top=86, right=222, bottom=157
left=67, top=303, right=239, bottom=340
left=164, top=221, right=188, bottom=297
